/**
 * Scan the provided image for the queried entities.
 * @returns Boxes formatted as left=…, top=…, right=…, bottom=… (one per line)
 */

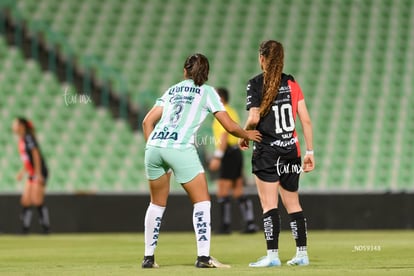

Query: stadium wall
left=0, top=193, right=413, bottom=233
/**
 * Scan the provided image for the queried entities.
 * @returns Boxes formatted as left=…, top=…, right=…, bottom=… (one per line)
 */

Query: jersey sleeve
left=293, top=81, right=304, bottom=101
left=25, top=134, right=38, bottom=150
left=154, top=90, right=169, bottom=107
left=246, top=80, right=261, bottom=110
left=206, top=88, right=225, bottom=113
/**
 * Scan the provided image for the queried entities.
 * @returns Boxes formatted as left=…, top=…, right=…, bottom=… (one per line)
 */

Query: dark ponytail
left=184, top=53, right=209, bottom=86
left=16, top=117, right=36, bottom=137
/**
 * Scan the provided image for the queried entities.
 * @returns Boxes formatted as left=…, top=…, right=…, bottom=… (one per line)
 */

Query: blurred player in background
left=141, top=53, right=261, bottom=268
left=209, top=87, right=258, bottom=234
left=13, top=117, right=50, bottom=234
left=240, top=40, right=315, bottom=267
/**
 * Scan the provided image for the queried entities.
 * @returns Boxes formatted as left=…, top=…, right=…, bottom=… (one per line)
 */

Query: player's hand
left=239, top=138, right=250, bottom=150
left=34, top=174, right=44, bottom=184
left=209, top=158, right=221, bottom=171
left=246, top=130, right=262, bottom=143
left=16, top=170, right=24, bottom=181
left=303, top=154, right=315, bottom=172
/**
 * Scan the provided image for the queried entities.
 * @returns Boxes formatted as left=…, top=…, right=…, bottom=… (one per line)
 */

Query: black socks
left=217, top=196, right=231, bottom=233
left=21, top=205, right=51, bottom=233
left=289, top=211, right=307, bottom=248
left=237, top=196, right=255, bottom=225
left=262, top=208, right=280, bottom=250
left=21, top=207, right=32, bottom=233
left=37, top=205, right=50, bottom=231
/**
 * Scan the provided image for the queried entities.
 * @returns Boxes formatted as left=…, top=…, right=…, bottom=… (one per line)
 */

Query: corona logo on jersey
left=168, top=85, right=201, bottom=95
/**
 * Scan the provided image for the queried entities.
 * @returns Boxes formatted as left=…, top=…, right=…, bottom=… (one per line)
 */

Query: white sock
left=144, top=203, right=166, bottom=256
left=297, top=246, right=308, bottom=255
left=193, top=201, right=211, bottom=257
left=267, top=249, right=279, bottom=259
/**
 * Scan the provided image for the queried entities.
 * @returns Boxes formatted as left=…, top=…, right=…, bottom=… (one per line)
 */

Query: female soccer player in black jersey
left=240, top=40, right=315, bottom=267
left=13, top=117, right=50, bottom=234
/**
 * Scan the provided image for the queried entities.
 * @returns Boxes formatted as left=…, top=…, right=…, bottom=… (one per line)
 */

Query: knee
left=150, top=198, right=168, bottom=207
left=31, top=194, right=44, bottom=206
left=31, top=198, right=43, bottom=206
left=259, top=196, right=278, bottom=213
left=20, top=197, right=31, bottom=207
left=283, top=201, right=302, bottom=214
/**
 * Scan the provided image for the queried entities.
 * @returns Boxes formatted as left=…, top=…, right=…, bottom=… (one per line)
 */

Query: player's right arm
left=142, top=106, right=163, bottom=142
left=16, top=166, right=25, bottom=181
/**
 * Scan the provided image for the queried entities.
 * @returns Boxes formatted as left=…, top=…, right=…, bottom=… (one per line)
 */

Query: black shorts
left=219, top=146, right=243, bottom=180
left=252, top=144, right=301, bottom=192
left=28, top=170, right=48, bottom=186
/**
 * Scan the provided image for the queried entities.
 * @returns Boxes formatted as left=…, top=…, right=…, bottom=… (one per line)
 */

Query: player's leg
left=182, top=173, right=213, bottom=267
left=182, top=173, right=229, bottom=268
left=142, top=147, right=170, bottom=268
left=279, top=171, right=309, bottom=266
left=249, top=175, right=281, bottom=267
left=233, top=177, right=258, bottom=233
left=20, top=180, right=33, bottom=234
left=170, top=146, right=229, bottom=268
left=216, top=179, right=232, bottom=234
left=31, top=180, right=50, bottom=234
left=142, top=173, right=169, bottom=268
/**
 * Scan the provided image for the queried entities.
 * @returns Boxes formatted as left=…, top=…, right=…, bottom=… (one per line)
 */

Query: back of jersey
left=147, top=79, right=225, bottom=149
left=247, top=73, right=304, bottom=158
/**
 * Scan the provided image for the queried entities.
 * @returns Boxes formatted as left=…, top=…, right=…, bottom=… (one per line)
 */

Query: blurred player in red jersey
left=13, top=117, right=50, bottom=234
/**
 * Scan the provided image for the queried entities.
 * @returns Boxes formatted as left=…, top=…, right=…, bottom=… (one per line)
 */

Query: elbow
left=302, top=119, right=312, bottom=130
left=248, top=116, right=260, bottom=129
left=142, top=117, right=150, bottom=129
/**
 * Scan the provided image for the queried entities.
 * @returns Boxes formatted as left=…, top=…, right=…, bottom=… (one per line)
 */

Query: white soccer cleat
left=249, top=256, right=281, bottom=267
left=287, top=253, right=309, bottom=266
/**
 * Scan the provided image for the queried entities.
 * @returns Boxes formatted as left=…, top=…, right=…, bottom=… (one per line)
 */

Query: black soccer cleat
left=42, top=226, right=51, bottom=235
left=195, top=256, right=231, bottom=268
left=215, top=224, right=231, bottom=235
left=142, top=255, right=159, bottom=268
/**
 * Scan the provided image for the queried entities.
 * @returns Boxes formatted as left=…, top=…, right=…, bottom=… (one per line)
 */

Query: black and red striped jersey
left=18, top=133, right=48, bottom=178
left=246, top=73, right=304, bottom=158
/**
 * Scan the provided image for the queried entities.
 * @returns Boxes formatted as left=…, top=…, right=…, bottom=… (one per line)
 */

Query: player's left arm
left=31, top=147, right=44, bottom=183
left=142, top=106, right=163, bottom=142
left=297, top=99, right=315, bottom=172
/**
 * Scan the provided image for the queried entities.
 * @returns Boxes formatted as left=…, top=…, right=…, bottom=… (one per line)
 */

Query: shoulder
left=202, top=84, right=218, bottom=97
left=24, top=133, right=35, bottom=142
left=24, top=134, right=38, bottom=147
left=282, top=73, right=297, bottom=83
left=248, top=73, right=264, bottom=86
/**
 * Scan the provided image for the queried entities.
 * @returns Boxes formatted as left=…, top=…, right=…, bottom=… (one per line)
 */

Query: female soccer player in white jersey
left=240, top=40, right=315, bottom=267
left=141, top=53, right=262, bottom=269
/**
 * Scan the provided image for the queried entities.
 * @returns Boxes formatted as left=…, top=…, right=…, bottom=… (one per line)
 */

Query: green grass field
left=0, top=231, right=413, bottom=275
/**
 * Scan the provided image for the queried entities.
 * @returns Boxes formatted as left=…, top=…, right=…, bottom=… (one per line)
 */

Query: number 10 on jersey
left=272, top=103, right=295, bottom=134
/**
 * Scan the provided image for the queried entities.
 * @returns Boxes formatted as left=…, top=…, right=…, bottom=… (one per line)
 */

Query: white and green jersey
left=147, top=79, right=225, bottom=149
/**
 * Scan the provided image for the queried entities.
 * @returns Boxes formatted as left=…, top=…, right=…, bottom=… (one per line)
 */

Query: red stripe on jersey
left=288, top=79, right=304, bottom=121
left=288, top=80, right=304, bottom=157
